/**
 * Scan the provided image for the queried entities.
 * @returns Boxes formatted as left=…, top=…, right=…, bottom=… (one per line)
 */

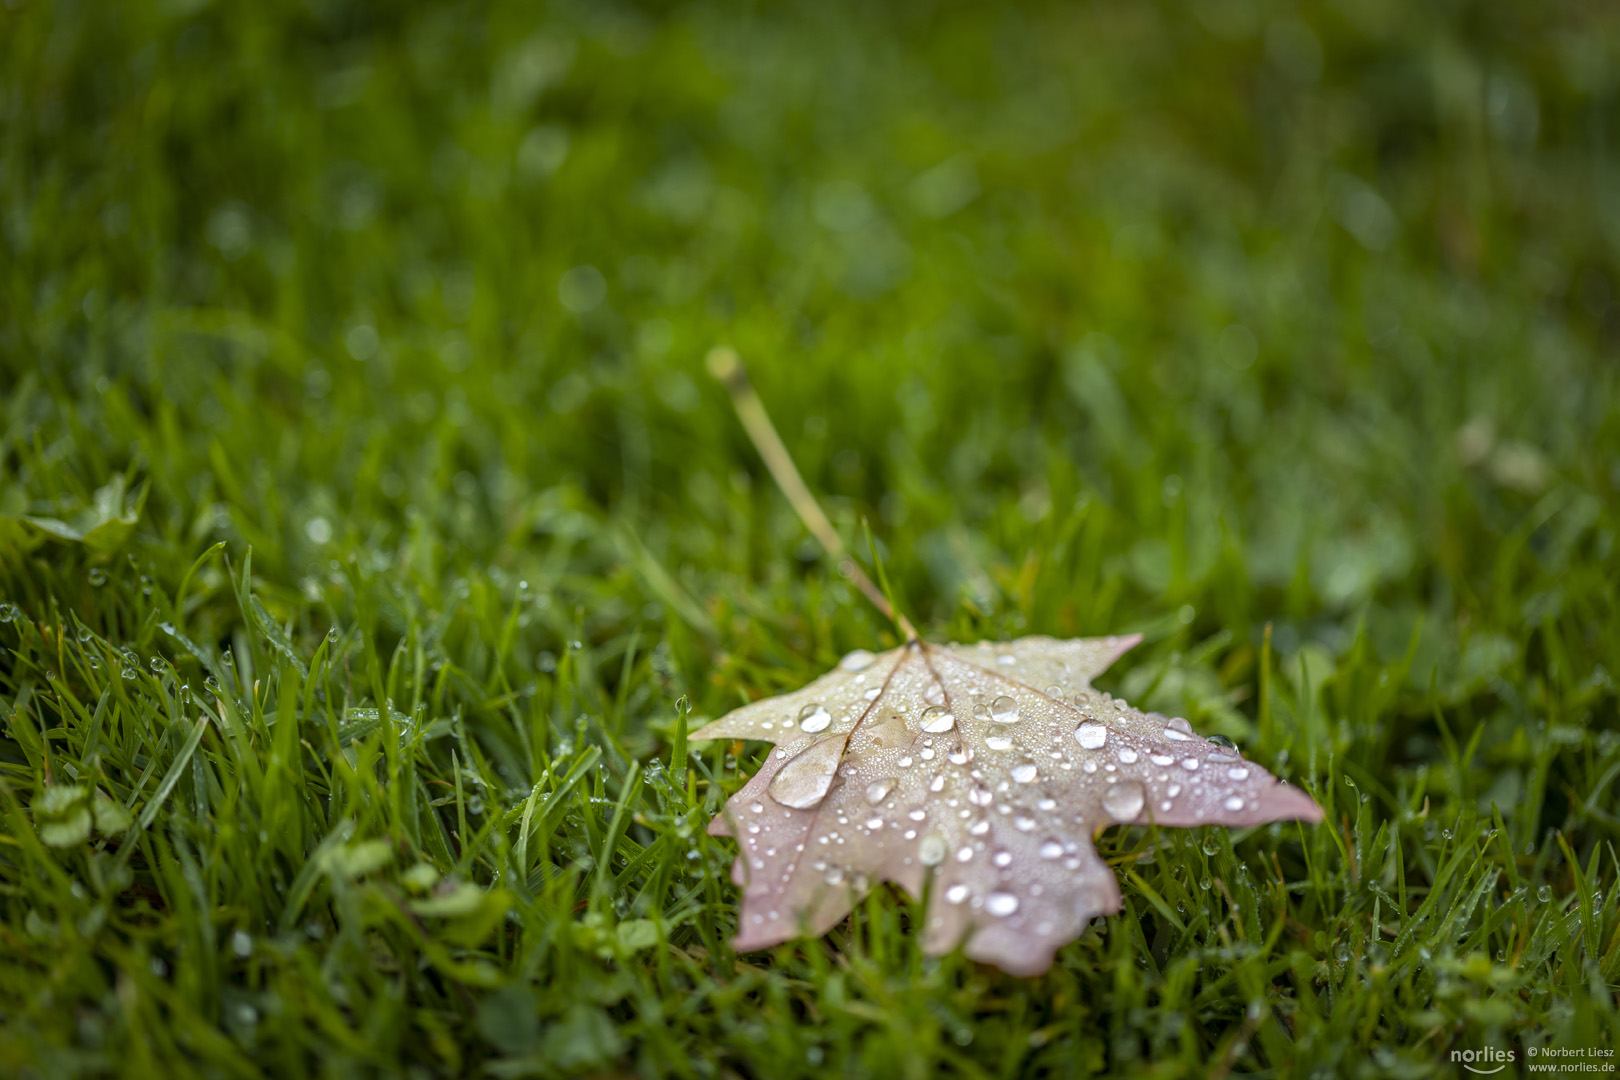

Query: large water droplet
left=944, top=883, right=970, bottom=904
left=1102, top=780, right=1146, bottom=821
left=1208, top=734, right=1237, bottom=751
left=919, top=833, right=947, bottom=866
left=865, top=778, right=895, bottom=804
left=956, top=846, right=974, bottom=862
left=919, top=705, right=955, bottom=733
left=985, top=735, right=1013, bottom=751
left=968, top=784, right=994, bottom=807
left=990, top=696, right=1020, bottom=724
left=798, top=704, right=831, bottom=733
left=1011, top=763, right=1037, bottom=784
left=1074, top=721, right=1107, bottom=749
left=985, top=892, right=1019, bottom=917
left=992, top=849, right=1012, bottom=867
left=1223, top=795, right=1245, bottom=812
left=1227, top=766, right=1250, bottom=781
left=1180, top=758, right=1200, bottom=771
left=929, top=774, right=945, bottom=792
left=1117, top=746, right=1139, bottom=764
left=768, top=737, right=845, bottom=809
left=1039, top=839, right=1064, bottom=860
left=839, top=649, right=876, bottom=672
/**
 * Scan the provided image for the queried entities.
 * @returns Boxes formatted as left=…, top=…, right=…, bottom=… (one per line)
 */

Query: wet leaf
left=692, top=634, right=1322, bottom=976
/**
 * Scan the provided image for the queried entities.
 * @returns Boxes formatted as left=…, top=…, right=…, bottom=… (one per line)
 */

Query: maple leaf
left=691, top=634, right=1322, bottom=976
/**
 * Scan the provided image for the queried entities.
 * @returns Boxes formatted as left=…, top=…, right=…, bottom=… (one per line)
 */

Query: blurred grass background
left=2, top=0, right=1619, bottom=1076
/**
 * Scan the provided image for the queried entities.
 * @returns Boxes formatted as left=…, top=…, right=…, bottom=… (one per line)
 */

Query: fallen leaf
left=692, top=634, right=1322, bottom=976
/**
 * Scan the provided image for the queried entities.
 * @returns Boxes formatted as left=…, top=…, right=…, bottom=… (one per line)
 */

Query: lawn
left=2, top=0, right=1618, bottom=1076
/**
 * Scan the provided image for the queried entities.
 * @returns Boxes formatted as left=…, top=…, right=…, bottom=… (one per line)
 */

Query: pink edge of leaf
left=687, top=719, right=727, bottom=741
left=1255, top=781, right=1326, bottom=825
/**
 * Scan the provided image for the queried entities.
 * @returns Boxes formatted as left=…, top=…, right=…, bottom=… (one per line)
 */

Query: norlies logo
left=1452, top=1047, right=1517, bottom=1075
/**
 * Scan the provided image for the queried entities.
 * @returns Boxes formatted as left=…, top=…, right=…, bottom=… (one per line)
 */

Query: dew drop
left=929, top=774, right=945, bottom=793
left=956, top=846, right=974, bottom=862
left=1208, top=734, right=1237, bottom=751
left=1163, top=726, right=1192, bottom=742
left=990, top=696, right=1020, bottom=724
left=1039, top=840, right=1064, bottom=860
left=1223, top=795, right=1245, bottom=812
left=919, top=834, right=947, bottom=866
left=1117, top=746, right=1139, bottom=764
left=1013, top=815, right=1035, bottom=832
left=1011, top=763, right=1038, bottom=784
left=798, top=704, right=832, bottom=733
left=839, top=649, right=876, bottom=672
left=947, top=743, right=971, bottom=765
left=908, top=808, right=926, bottom=821
left=945, top=883, right=970, bottom=904
left=1227, top=766, right=1250, bottom=781
left=1102, top=781, right=1146, bottom=821
left=992, top=850, right=1012, bottom=868
left=768, top=737, right=845, bottom=809
left=1181, top=758, right=1200, bottom=771
left=1150, top=753, right=1174, bottom=767
left=865, top=778, right=895, bottom=804
left=1537, top=885, right=1552, bottom=903
left=968, top=785, right=994, bottom=807
left=1074, top=721, right=1108, bottom=750
left=985, top=892, right=1019, bottom=917
left=919, top=705, right=955, bottom=734
left=924, top=682, right=946, bottom=706
left=985, top=735, right=1013, bottom=751
left=997, top=653, right=1017, bottom=666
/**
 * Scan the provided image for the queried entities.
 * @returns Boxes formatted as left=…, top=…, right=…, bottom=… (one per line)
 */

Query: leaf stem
left=707, top=346, right=918, bottom=642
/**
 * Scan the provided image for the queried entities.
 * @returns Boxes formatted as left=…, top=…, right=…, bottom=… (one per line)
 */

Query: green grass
left=3, top=0, right=1619, bottom=1076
